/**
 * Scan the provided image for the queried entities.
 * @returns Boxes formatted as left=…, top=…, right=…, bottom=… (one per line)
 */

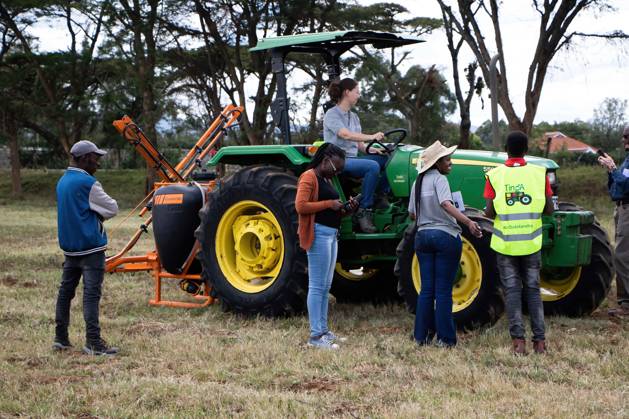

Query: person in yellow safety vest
left=484, top=131, right=554, bottom=355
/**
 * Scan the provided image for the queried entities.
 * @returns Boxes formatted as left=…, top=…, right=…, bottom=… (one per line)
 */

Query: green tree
left=591, top=97, right=627, bottom=151
left=475, top=119, right=508, bottom=149
left=0, top=0, right=106, bottom=154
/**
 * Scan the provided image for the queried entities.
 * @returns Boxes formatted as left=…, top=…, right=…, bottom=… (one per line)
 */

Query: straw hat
left=417, top=140, right=458, bottom=174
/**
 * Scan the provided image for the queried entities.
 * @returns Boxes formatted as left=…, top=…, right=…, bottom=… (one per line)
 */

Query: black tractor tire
left=330, top=262, right=401, bottom=304
left=195, top=166, right=308, bottom=316
left=395, top=215, right=504, bottom=330
left=540, top=201, right=614, bottom=316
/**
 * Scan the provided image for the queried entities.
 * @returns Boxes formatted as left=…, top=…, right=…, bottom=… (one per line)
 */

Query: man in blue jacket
left=54, top=140, right=119, bottom=355
left=598, top=125, right=629, bottom=318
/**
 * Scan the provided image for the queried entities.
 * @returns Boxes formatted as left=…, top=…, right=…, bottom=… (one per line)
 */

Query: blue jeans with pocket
left=306, top=223, right=338, bottom=338
left=414, top=229, right=462, bottom=346
left=497, top=252, right=545, bottom=341
left=55, top=251, right=105, bottom=343
left=343, top=155, right=389, bottom=208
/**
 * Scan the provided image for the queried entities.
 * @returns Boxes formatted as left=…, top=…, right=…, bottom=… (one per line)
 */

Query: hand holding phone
left=597, top=149, right=616, bottom=171
left=343, top=193, right=362, bottom=211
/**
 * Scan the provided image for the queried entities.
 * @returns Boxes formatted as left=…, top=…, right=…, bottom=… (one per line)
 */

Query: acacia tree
left=0, top=1, right=106, bottom=154
left=437, top=0, right=628, bottom=135
left=0, top=12, right=22, bottom=196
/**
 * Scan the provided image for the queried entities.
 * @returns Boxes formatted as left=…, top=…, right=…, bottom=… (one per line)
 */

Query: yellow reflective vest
left=486, top=164, right=547, bottom=256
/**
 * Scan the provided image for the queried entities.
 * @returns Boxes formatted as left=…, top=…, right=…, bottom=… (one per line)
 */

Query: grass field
left=0, top=168, right=627, bottom=417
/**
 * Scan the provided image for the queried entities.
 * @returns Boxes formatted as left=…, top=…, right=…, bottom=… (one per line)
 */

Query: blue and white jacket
left=608, top=152, right=629, bottom=201
left=56, top=167, right=118, bottom=256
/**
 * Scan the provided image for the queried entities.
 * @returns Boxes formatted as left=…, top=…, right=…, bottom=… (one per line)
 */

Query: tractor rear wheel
left=540, top=202, right=613, bottom=316
left=330, top=262, right=400, bottom=304
left=195, top=166, right=307, bottom=316
left=395, top=215, right=504, bottom=330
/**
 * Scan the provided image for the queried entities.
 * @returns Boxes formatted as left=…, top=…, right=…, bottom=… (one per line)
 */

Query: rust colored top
left=295, top=169, right=337, bottom=250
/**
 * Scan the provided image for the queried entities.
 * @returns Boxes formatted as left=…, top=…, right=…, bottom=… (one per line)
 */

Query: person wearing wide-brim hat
left=408, top=140, right=483, bottom=347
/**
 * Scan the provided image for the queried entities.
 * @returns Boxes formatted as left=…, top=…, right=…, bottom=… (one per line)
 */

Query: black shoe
left=83, top=338, right=119, bottom=356
left=52, top=338, right=73, bottom=351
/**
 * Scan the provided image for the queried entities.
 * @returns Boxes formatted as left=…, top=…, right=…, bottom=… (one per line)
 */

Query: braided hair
left=307, top=142, right=346, bottom=170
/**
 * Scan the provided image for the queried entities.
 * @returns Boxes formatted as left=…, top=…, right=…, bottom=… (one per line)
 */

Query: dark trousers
left=55, top=251, right=105, bottom=343
left=614, top=203, right=629, bottom=308
left=497, top=251, right=545, bottom=341
left=414, top=229, right=462, bottom=346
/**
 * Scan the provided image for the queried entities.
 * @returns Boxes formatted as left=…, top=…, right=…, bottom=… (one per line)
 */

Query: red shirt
left=483, top=158, right=553, bottom=199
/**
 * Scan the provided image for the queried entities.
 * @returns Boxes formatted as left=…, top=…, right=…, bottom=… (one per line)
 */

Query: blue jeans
left=414, top=229, right=462, bottom=346
left=497, top=252, right=545, bottom=341
left=55, top=251, right=105, bottom=343
left=343, top=154, right=389, bottom=208
left=306, top=224, right=338, bottom=338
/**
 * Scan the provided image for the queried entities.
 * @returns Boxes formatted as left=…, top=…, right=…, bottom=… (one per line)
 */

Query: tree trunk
left=6, top=114, right=22, bottom=197
left=459, top=112, right=471, bottom=149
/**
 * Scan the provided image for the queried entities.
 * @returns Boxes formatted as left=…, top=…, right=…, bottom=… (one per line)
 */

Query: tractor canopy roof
left=249, top=30, right=423, bottom=54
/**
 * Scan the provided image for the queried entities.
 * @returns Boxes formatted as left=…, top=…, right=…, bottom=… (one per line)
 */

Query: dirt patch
left=5, top=355, right=45, bottom=367
left=1, top=276, right=18, bottom=286
left=290, top=377, right=339, bottom=393
left=0, top=276, right=39, bottom=288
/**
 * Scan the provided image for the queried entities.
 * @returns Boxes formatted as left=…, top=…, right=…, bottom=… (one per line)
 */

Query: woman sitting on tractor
left=323, top=77, right=389, bottom=233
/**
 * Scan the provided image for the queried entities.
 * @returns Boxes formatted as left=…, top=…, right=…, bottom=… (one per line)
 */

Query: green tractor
left=195, top=31, right=613, bottom=330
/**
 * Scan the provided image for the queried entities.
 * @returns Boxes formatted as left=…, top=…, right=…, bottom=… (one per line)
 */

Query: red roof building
left=539, top=132, right=598, bottom=154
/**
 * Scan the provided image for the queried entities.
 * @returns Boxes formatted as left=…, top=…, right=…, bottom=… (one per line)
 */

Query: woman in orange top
left=295, top=143, right=358, bottom=349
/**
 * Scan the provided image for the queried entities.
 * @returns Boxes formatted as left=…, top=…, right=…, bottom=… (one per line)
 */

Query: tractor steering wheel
left=365, top=128, right=408, bottom=155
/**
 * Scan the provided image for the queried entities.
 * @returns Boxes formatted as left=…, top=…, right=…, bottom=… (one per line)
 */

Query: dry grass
left=1, top=169, right=628, bottom=417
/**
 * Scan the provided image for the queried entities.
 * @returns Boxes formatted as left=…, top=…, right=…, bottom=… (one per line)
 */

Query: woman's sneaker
left=83, top=338, right=119, bottom=356
left=307, top=334, right=339, bottom=350
left=323, top=331, right=347, bottom=343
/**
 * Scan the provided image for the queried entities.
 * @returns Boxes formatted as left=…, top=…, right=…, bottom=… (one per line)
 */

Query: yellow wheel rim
left=215, top=200, right=284, bottom=293
left=411, top=237, right=482, bottom=312
left=540, top=267, right=582, bottom=301
left=335, top=263, right=379, bottom=282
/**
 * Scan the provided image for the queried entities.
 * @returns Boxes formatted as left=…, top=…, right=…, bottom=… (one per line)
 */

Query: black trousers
left=55, top=251, right=105, bottom=343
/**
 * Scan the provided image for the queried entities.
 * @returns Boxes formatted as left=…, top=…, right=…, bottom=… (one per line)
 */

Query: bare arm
left=337, top=127, right=384, bottom=143
left=484, top=198, right=496, bottom=219
left=441, top=201, right=482, bottom=237
left=543, top=196, right=554, bottom=215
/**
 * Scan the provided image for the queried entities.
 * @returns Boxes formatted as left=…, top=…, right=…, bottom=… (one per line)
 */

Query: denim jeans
left=55, top=251, right=105, bottom=343
left=414, top=229, right=462, bottom=346
left=306, top=223, right=338, bottom=338
left=343, top=154, right=389, bottom=208
left=496, top=251, right=545, bottom=341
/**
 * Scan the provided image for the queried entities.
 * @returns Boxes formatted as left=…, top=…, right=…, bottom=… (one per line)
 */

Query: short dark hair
left=505, top=131, right=528, bottom=157
left=328, top=78, right=358, bottom=103
left=307, top=142, right=346, bottom=169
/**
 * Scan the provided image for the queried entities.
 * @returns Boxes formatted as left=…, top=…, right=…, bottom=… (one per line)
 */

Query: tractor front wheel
left=195, top=166, right=307, bottom=316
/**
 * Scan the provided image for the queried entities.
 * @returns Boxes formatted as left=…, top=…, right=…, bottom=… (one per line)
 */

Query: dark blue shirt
left=608, top=152, right=629, bottom=201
